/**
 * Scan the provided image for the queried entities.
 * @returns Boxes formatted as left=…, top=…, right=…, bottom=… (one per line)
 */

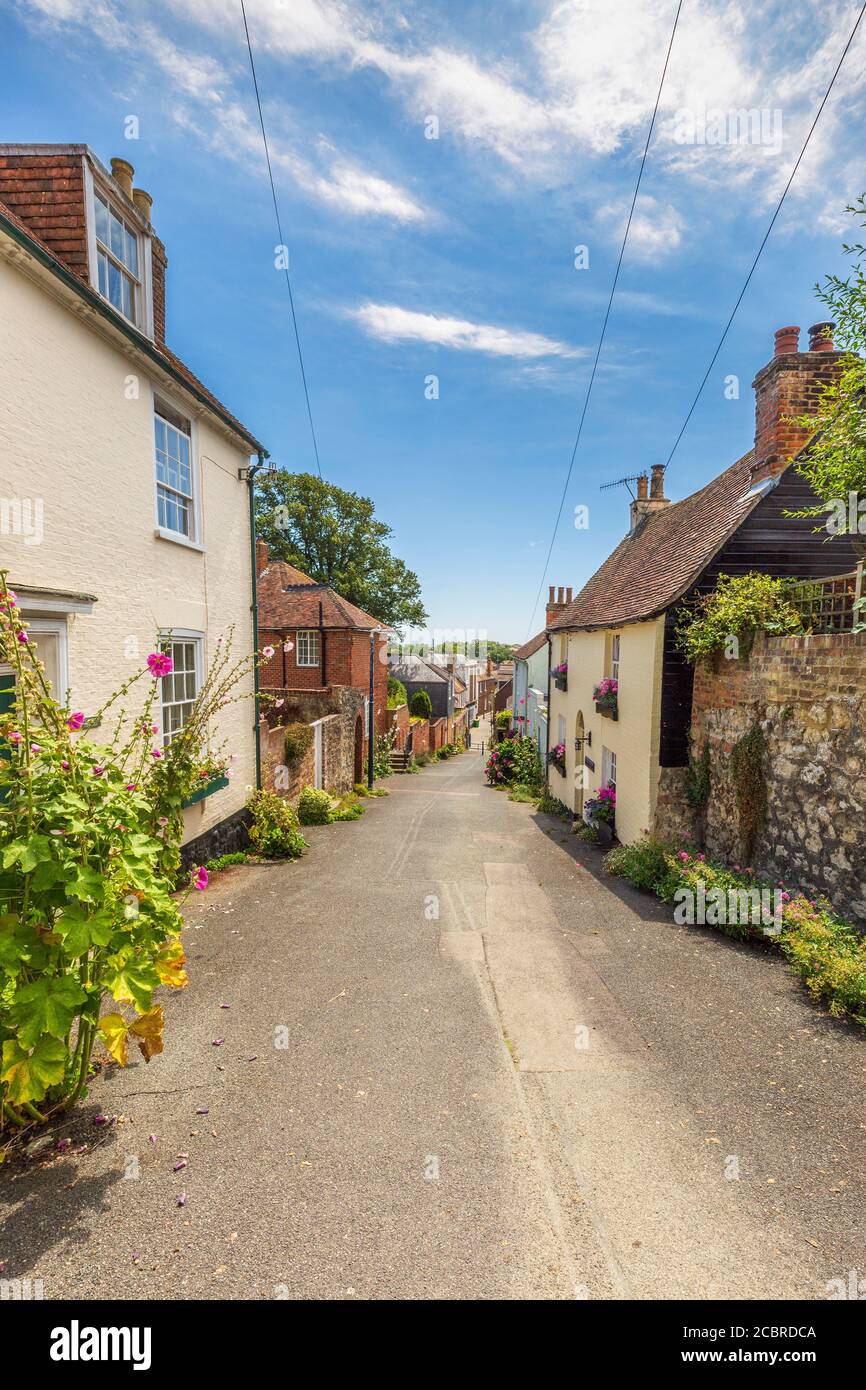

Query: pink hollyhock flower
left=193, top=865, right=209, bottom=891
left=678, top=851, right=689, bottom=862
left=92, top=765, right=105, bottom=777
left=30, top=743, right=41, bottom=753
left=151, top=747, right=162, bottom=759
left=67, top=711, right=85, bottom=731
left=780, top=891, right=791, bottom=902
left=697, top=853, right=705, bottom=862
left=8, top=731, right=21, bottom=745
left=283, top=641, right=294, bottom=653
left=61, top=760, right=70, bottom=770
left=16, top=630, right=28, bottom=644
left=126, top=783, right=137, bottom=791
left=146, top=651, right=173, bottom=678
left=158, top=816, right=168, bottom=826
left=4, top=589, right=17, bottom=607
left=262, top=645, right=275, bottom=659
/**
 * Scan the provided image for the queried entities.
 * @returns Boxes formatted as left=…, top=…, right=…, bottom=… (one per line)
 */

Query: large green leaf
left=105, top=957, right=159, bottom=1012
left=1, top=1035, right=67, bottom=1104
left=11, top=975, right=86, bottom=1046
left=2, top=836, right=54, bottom=873
left=67, top=866, right=105, bottom=904
left=55, top=904, right=116, bottom=955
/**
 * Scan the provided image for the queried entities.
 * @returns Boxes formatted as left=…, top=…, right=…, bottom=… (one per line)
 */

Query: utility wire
left=240, top=0, right=323, bottom=478
left=661, top=0, right=866, bottom=474
left=524, top=0, right=683, bottom=638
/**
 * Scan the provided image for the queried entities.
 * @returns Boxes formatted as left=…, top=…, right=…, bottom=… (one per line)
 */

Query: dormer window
left=93, top=190, right=140, bottom=324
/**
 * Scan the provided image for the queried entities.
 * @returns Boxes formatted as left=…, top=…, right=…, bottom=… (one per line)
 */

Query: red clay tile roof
left=257, top=560, right=387, bottom=631
left=549, top=451, right=757, bottom=631
left=514, top=630, right=547, bottom=660
left=0, top=157, right=263, bottom=451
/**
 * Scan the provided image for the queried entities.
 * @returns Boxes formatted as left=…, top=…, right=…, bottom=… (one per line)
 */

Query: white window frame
left=602, top=746, right=617, bottom=789
left=152, top=389, right=203, bottom=550
left=557, top=714, right=566, bottom=747
left=158, top=630, right=204, bottom=746
left=83, top=162, right=153, bottom=335
left=25, top=618, right=70, bottom=700
left=296, top=630, right=321, bottom=667
left=610, top=633, right=621, bottom=683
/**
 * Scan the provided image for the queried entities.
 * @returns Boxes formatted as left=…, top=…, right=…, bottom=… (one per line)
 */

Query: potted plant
left=593, top=676, right=618, bottom=719
left=547, top=741, right=567, bottom=777
left=584, top=782, right=616, bottom=844
left=553, top=661, right=568, bottom=691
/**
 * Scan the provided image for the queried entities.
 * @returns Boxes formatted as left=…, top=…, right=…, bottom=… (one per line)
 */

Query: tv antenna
left=599, top=474, right=645, bottom=499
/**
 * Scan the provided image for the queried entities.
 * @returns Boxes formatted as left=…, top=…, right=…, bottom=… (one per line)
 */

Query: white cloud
left=17, top=0, right=427, bottom=223
left=597, top=194, right=684, bottom=260
left=347, top=303, right=583, bottom=358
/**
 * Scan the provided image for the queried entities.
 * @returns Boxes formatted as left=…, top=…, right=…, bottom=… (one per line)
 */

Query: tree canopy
left=255, top=472, right=427, bottom=629
left=795, top=196, right=866, bottom=515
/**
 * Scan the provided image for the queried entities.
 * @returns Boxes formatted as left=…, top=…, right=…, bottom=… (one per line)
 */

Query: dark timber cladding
left=658, top=464, right=862, bottom=766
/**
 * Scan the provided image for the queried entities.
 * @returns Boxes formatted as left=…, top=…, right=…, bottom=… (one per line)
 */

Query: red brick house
left=255, top=541, right=390, bottom=779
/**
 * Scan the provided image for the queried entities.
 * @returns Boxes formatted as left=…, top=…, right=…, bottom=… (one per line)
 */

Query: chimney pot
left=132, top=187, right=153, bottom=222
left=566, top=586, right=573, bottom=603
left=110, top=157, right=135, bottom=199
left=557, top=586, right=564, bottom=603
left=548, top=585, right=555, bottom=604
left=774, top=325, right=800, bottom=357
left=255, top=538, right=269, bottom=576
left=650, top=464, right=666, bottom=500
left=636, top=473, right=648, bottom=500
left=808, top=321, right=835, bottom=353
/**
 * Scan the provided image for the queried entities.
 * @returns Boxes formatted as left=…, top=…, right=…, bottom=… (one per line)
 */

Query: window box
left=554, top=674, right=568, bottom=691
left=552, top=661, right=568, bottom=692
left=593, top=677, right=618, bottom=720
left=183, top=773, right=229, bottom=808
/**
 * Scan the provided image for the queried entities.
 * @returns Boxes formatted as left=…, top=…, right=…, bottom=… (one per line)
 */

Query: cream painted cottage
left=0, top=145, right=265, bottom=860
left=546, top=325, right=862, bottom=846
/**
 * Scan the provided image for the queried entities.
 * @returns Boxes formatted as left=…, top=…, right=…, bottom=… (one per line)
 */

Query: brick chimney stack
left=256, top=538, right=269, bottom=576
left=750, top=323, right=846, bottom=487
left=630, top=466, right=670, bottom=532
left=546, top=584, right=573, bottom=627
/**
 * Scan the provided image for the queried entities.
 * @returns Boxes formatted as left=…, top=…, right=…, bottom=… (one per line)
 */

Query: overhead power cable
left=660, top=0, right=866, bottom=474
left=240, top=0, right=323, bottom=478
left=524, top=0, right=683, bottom=638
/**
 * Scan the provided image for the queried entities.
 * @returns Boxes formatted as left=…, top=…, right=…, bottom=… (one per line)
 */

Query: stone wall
left=261, top=684, right=365, bottom=801
left=667, top=631, right=866, bottom=923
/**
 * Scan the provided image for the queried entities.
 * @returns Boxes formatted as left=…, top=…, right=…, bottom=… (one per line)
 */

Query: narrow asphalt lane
left=2, top=744, right=864, bottom=1299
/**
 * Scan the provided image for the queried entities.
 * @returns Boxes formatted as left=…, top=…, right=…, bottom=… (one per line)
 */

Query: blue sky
left=3, top=0, right=866, bottom=641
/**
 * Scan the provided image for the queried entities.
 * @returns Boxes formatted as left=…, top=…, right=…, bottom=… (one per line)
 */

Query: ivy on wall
left=730, top=722, right=767, bottom=862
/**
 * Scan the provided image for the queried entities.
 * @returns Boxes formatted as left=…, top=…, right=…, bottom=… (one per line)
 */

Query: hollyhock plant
left=262, top=645, right=275, bottom=659
left=146, top=651, right=173, bottom=679
left=0, top=571, right=257, bottom=1135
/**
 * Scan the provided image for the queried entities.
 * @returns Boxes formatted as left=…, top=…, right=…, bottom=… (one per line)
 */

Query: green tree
left=255, top=472, right=427, bottom=628
left=794, top=195, right=866, bottom=515
left=409, top=689, right=432, bottom=718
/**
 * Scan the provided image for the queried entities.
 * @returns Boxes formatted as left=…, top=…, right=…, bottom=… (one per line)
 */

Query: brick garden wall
left=658, top=631, right=866, bottom=923
left=260, top=685, right=366, bottom=800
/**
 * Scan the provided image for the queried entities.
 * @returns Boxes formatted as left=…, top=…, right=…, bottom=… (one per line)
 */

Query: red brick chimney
left=546, top=584, right=573, bottom=627
left=750, top=323, right=846, bottom=486
left=256, top=538, right=269, bottom=576
left=630, top=467, right=670, bottom=531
